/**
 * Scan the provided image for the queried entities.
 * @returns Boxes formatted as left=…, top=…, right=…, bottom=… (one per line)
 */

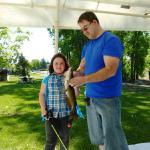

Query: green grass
left=0, top=76, right=150, bottom=150
left=121, top=85, right=150, bottom=144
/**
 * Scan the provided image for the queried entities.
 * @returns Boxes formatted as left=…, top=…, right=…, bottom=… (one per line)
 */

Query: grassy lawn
left=0, top=76, right=149, bottom=150
left=122, top=84, right=150, bottom=144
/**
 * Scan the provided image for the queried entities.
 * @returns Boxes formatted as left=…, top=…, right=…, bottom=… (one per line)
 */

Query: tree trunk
left=130, top=53, right=135, bottom=82
left=148, top=69, right=150, bottom=80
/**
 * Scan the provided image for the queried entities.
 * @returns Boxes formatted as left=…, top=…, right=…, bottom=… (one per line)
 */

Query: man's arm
left=74, top=58, right=85, bottom=76
left=70, top=56, right=119, bottom=86
left=72, top=58, right=85, bottom=96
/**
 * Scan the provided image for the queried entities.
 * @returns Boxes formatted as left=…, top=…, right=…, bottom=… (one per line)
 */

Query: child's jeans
left=45, top=116, right=70, bottom=150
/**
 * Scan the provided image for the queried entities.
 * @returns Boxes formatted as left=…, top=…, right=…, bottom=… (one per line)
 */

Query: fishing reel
left=45, top=109, right=53, bottom=120
left=41, top=109, right=53, bottom=121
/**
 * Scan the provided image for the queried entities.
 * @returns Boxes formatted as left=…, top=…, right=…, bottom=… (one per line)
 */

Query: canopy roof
left=0, top=0, right=150, bottom=31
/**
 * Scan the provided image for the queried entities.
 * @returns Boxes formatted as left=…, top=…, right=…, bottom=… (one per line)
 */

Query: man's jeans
left=86, top=97, right=129, bottom=150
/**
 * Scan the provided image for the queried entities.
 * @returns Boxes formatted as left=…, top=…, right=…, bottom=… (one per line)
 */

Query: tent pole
left=54, top=0, right=60, bottom=54
left=54, top=27, right=59, bottom=54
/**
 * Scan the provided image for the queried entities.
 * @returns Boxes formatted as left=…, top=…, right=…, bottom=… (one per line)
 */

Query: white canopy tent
left=0, top=0, right=150, bottom=52
left=0, top=1, right=150, bottom=149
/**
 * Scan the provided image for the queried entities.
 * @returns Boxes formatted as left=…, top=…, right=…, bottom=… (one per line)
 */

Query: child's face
left=53, top=57, right=65, bottom=74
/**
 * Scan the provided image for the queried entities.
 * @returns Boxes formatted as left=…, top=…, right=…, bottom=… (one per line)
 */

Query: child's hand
left=42, top=109, right=47, bottom=117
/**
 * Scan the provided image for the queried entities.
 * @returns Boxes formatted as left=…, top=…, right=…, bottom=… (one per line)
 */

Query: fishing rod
left=50, top=124, right=68, bottom=150
left=41, top=112, right=68, bottom=150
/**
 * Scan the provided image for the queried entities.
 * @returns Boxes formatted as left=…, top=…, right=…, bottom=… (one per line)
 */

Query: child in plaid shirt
left=39, top=53, right=71, bottom=150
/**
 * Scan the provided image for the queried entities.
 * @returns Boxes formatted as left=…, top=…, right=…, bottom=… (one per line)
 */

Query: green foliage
left=0, top=27, right=30, bottom=69
left=127, top=32, right=149, bottom=80
left=145, top=49, right=150, bottom=69
left=15, top=54, right=31, bottom=76
left=48, top=29, right=150, bottom=81
left=40, top=58, right=47, bottom=69
left=48, top=29, right=88, bottom=70
left=145, top=49, right=150, bottom=79
left=30, top=58, right=49, bottom=70
left=113, top=31, right=150, bottom=82
left=30, top=59, right=41, bottom=70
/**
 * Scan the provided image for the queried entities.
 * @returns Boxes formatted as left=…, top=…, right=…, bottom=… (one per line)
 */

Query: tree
left=15, top=54, right=30, bottom=76
left=124, top=32, right=149, bottom=81
left=48, top=29, right=88, bottom=70
left=30, top=59, right=40, bottom=70
left=145, top=49, right=150, bottom=80
left=113, top=31, right=150, bottom=82
left=112, top=31, right=130, bottom=81
left=48, top=29, right=150, bottom=82
left=0, top=27, right=30, bottom=68
left=40, top=58, right=47, bottom=69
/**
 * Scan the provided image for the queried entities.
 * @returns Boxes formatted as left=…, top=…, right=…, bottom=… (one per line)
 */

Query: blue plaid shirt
left=42, top=73, right=70, bottom=118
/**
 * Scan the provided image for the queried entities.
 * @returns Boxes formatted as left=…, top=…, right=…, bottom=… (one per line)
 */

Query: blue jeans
left=86, top=97, right=129, bottom=150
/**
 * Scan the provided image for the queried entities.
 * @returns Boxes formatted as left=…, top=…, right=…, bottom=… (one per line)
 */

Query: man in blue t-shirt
left=70, top=11, right=129, bottom=150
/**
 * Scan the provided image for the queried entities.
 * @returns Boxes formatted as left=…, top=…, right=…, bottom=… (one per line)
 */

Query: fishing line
left=50, top=124, right=68, bottom=150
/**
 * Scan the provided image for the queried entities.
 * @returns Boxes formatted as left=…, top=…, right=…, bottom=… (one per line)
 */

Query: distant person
left=39, top=53, right=71, bottom=150
left=23, top=76, right=28, bottom=82
left=70, top=11, right=129, bottom=150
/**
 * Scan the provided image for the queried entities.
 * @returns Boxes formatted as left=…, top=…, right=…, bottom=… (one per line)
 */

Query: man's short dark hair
left=78, top=11, right=99, bottom=24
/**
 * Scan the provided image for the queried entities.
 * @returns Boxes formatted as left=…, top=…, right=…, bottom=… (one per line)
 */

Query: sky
left=20, top=28, right=55, bottom=62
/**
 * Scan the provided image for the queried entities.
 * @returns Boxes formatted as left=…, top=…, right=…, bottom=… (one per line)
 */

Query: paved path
left=129, top=143, right=150, bottom=150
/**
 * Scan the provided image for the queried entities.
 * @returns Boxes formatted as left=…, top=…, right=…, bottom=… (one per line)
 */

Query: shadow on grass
left=69, top=106, right=97, bottom=150
left=0, top=80, right=45, bottom=147
left=0, top=111, right=45, bottom=147
left=0, top=80, right=41, bottom=101
left=0, top=81, right=98, bottom=149
left=0, top=81, right=150, bottom=149
left=121, top=85, right=150, bottom=144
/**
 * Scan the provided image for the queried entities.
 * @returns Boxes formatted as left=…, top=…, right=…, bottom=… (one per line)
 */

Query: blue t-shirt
left=81, top=31, right=124, bottom=98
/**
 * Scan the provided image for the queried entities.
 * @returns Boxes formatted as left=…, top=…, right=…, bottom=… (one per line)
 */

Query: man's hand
left=73, top=70, right=84, bottom=77
left=74, top=86, right=80, bottom=96
left=70, top=76, right=86, bottom=87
